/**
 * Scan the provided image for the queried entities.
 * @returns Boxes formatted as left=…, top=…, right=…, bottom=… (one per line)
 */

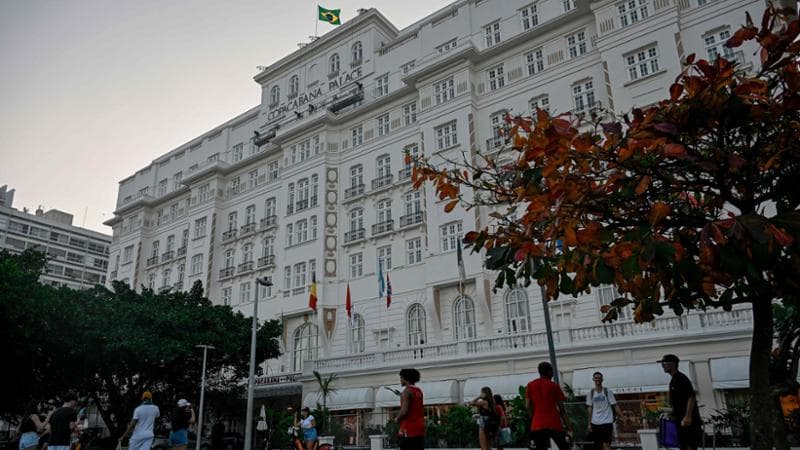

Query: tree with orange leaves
left=412, top=6, right=799, bottom=449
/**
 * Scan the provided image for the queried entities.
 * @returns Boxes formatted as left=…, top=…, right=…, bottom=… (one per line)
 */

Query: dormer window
left=351, top=41, right=363, bottom=65
left=289, top=75, right=299, bottom=97
left=270, top=86, right=280, bottom=106
left=329, top=54, right=340, bottom=75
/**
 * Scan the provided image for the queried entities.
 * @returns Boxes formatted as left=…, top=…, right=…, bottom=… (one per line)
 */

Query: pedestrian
left=470, top=387, right=499, bottom=450
left=493, top=395, right=511, bottom=450
left=120, top=391, right=160, bottom=450
left=17, top=401, right=47, bottom=450
left=525, top=362, right=572, bottom=450
left=294, top=407, right=317, bottom=450
left=394, top=368, right=424, bottom=450
left=585, top=372, right=622, bottom=450
left=47, top=394, right=78, bottom=450
left=660, top=354, right=702, bottom=450
left=169, top=399, right=195, bottom=450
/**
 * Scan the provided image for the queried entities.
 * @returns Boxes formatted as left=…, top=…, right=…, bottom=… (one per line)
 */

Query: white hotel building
left=106, top=0, right=764, bottom=442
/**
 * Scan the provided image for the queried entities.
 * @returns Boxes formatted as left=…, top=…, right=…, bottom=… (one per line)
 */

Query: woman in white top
left=585, top=372, right=623, bottom=450
left=294, top=407, right=317, bottom=450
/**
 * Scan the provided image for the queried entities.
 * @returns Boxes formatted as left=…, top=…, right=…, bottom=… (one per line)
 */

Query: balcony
left=344, top=228, right=366, bottom=244
left=176, top=247, right=187, bottom=257
left=161, top=251, right=174, bottom=263
left=329, top=87, right=364, bottom=113
left=219, top=267, right=235, bottom=279
left=261, top=215, right=278, bottom=230
left=344, top=184, right=365, bottom=200
left=486, top=136, right=504, bottom=152
left=571, top=100, right=603, bottom=117
left=238, top=261, right=255, bottom=274
left=398, top=168, right=412, bottom=182
left=371, top=174, right=394, bottom=191
left=253, top=128, right=277, bottom=147
left=110, top=270, right=118, bottom=279
left=372, top=220, right=394, bottom=236
left=222, top=229, right=238, bottom=242
left=296, top=199, right=309, bottom=212
left=174, top=281, right=184, bottom=291
left=240, top=222, right=257, bottom=236
left=146, top=256, right=159, bottom=267
left=258, top=255, right=276, bottom=268
left=399, top=211, right=424, bottom=228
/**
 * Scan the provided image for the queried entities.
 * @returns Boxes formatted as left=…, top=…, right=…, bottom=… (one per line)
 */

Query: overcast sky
left=0, top=0, right=453, bottom=233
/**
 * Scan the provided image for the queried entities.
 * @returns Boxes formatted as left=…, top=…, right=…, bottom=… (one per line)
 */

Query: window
left=434, top=78, right=455, bottom=105
left=270, top=85, right=280, bottom=106
left=530, top=95, right=550, bottom=113
left=287, top=183, right=295, bottom=214
left=190, top=254, right=203, bottom=275
left=626, top=46, right=660, bottom=80
left=329, top=53, right=340, bottom=74
left=181, top=229, right=189, bottom=248
left=166, top=235, right=175, bottom=252
left=349, top=208, right=364, bottom=232
left=240, top=282, right=251, bottom=304
left=259, top=276, right=273, bottom=298
left=246, top=204, right=256, bottom=224
left=297, top=178, right=310, bottom=209
left=488, top=65, right=505, bottom=91
left=296, top=219, right=308, bottom=243
left=526, top=48, right=545, bottom=75
left=123, top=245, right=133, bottom=263
left=310, top=216, right=318, bottom=239
left=597, top=285, right=632, bottom=320
left=567, top=30, right=588, bottom=58
left=313, top=136, right=321, bottom=155
left=311, top=174, right=319, bottom=206
left=406, top=238, right=422, bottom=265
left=248, top=170, right=258, bottom=189
left=484, top=22, right=501, bottom=48
left=572, top=80, right=596, bottom=112
left=404, top=190, right=422, bottom=216
left=618, top=0, right=648, bottom=27
left=435, top=121, right=458, bottom=150
left=521, top=4, right=539, bottom=30
left=350, top=314, right=366, bottom=354
left=222, top=287, right=232, bottom=306
left=286, top=223, right=294, bottom=246
left=453, top=296, right=476, bottom=340
left=224, top=249, right=235, bottom=269
left=350, top=165, right=363, bottom=188
left=440, top=221, right=463, bottom=252
left=377, top=155, right=391, bottom=179
left=378, top=245, right=392, bottom=271
left=161, top=269, right=171, bottom=288
left=298, top=140, right=311, bottom=162
left=231, top=177, right=241, bottom=194
left=292, top=323, right=319, bottom=372
left=505, top=288, right=531, bottom=333
left=352, top=125, right=363, bottom=147
left=489, top=111, right=506, bottom=149
left=227, top=212, right=238, bottom=232
left=562, top=0, right=575, bottom=12
left=173, top=171, right=183, bottom=190
left=284, top=266, right=292, bottom=290
left=376, top=113, right=390, bottom=136
left=268, top=161, right=279, bottom=181
left=403, top=144, right=420, bottom=174
left=704, top=28, right=736, bottom=61
left=262, top=236, right=275, bottom=257
left=177, top=263, right=185, bottom=283
left=147, top=273, right=156, bottom=290
left=436, top=39, right=458, bottom=53
left=151, top=241, right=160, bottom=258
left=232, top=143, right=244, bottom=162
left=402, top=60, right=416, bottom=75
left=158, top=179, right=168, bottom=196
left=350, top=253, right=363, bottom=278
left=407, top=303, right=427, bottom=346
left=351, top=41, right=363, bottom=63
left=294, top=262, right=307, bottom=287
left=265, top=197, right=276, bottom=218
left=403, top=102, right=417, bottom=125
left=198, top=184, right=210, bottom=202
left=242, top=243, right=253, bottom=263
left=376, top=74, right=389, bottom=97
left=289, top=75, right=299, bottom=97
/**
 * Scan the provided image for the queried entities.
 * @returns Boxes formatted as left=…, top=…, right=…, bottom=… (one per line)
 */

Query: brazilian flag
left=318, top=6, right=341, bottom=25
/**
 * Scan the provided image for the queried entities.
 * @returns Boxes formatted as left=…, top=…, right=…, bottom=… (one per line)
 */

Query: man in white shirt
left=585, top=372, right=622, bottom=450
left=121, top=391, right=161, bottom=450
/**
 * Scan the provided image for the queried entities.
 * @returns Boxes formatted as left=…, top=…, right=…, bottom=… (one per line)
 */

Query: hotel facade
left=105, top=0, right=765, bottom=443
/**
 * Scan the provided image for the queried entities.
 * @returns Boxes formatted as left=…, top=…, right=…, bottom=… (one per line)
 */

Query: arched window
left=453, top=296, right=476, bottom=341
left=505, top=288, right=530, bottom=334
left=407, top=303, right=427, bottom=346
left=289, top=75, right=299, bottom=97
left=270, top=85, right=280, bottom=105
left=351, top=42, right=363, bottom=63
left=329, top=53, right=340, bottom=74
left=350, top=313, right=365, bottom=353
left=292, top=323, right=319, bottom=372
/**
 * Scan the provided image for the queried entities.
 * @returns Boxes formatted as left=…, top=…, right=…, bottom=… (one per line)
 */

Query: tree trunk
left=750, top=298, right=775, bottom=450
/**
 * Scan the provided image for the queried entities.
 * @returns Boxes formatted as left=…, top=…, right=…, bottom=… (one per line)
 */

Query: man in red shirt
left=526, top=362, right=572, bottom=450
left=395, top=368, right=425, bottom=450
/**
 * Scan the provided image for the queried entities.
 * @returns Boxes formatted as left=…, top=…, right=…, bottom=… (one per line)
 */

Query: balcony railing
left=240, top=222, right=257, bottom=235
left=398, top=168, right=412, bottom=182
left=344, top=184, right=365, bottom=200
left=261, top=215, right=278, bottom=229
left=222, top=229, right=237, bottom=241
left=371, top=174, right=394, bottom=190
left=238, top=261, right=254, bottom=274
left=399, top=211, right=424, bottom=228
left=571, top=100, right=603, bottom=116
left=486, top=136, right=504, bottom=151
left=219, top=267, right=235, bottom=279
left=372, top=220, right=394, bottom=236
left=344, top=228, right=366, bottom=244
left=258, top=255, right=275, bottom=268
left=146, top=256, right=159, bottom=267
left=161, top=251, right=174, bottom=263
left=296, top=199, right=309, bottom=211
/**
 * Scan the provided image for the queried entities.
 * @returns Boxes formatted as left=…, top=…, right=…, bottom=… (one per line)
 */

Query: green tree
left=412, top=7, right=800, bottom=450
left=311, top=370, right=338, bottom=435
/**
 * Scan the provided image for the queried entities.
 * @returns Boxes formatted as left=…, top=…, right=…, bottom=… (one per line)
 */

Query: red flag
left=308, top=272, right=318, bottom=312
left=346, top=283, right=352, bottom=320
left=385, top=273, right=392, bottom=308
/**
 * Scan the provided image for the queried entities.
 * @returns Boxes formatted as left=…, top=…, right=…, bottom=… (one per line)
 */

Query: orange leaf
left=669, top=83, right=683, bottom=101
left=649, top=201, right=671, bottom=226
left=444, top=200, right=459, bottom=213
left=635, top=176, right=651, bottom=195
left=664, top=143, right=687, bottom=157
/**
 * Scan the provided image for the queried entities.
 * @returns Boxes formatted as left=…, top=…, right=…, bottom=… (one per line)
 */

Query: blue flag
left=377, top=261, right=385, bottom=297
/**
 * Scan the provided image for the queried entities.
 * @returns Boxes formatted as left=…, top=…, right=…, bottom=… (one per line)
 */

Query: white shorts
left=128, top=436, right=154, bottom=450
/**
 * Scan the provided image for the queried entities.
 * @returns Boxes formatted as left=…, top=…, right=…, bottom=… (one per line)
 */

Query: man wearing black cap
left=660, top=354, right=702, bottom=450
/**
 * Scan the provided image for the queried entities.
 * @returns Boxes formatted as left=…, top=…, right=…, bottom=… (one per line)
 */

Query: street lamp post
left=195, top=344, right=215, bottom=450
left=244, top=277, right=273, bottom=450
left=531, top=258, right=560, bottom=384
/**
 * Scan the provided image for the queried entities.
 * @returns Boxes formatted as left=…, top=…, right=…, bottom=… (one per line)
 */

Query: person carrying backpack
left=470, top=386, right=500, bottom=450
left=586, top=372, right=622, bottom=450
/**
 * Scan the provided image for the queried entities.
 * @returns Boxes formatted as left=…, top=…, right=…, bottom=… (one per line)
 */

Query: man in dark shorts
left=394, top=368, right=425, bottom=450
left=526, top=362, right=572, bottom=450
left=48, top=393, right=78, bottom=450
left=660, top=354, right=702, bottom=450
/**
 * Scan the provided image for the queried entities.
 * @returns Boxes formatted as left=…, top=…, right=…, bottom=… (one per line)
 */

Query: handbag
left=498, top=426, right=512, bottom=445
left=658, top=417, right=679, bottom=448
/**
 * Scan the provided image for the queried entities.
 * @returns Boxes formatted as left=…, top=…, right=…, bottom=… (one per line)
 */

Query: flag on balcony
left=346, top=282, right=352, bottom=320
left=318, top=6, right=341, bottom=25
left=309, top=273, right=318, bottom=312
left=377, top=262, right=385, bottom=297
left=386, top=273, right=392, bottom=308
left=456, top=239, right=467, bottom=284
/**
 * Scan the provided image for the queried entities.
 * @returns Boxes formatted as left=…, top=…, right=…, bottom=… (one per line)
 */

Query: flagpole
left=315, top=5, right=318, bottom=38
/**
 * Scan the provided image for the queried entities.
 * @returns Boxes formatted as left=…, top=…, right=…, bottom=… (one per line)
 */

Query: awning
left=302, top=387, right=375, bottom=411
left=463, top=374, right=535, bottom=403
left=710, top=356, right=749, bottom=389
left=572, top=363, right=687, bottom=395
left=255, top=382, right=303, bottom=398
left=375, top=380, right=459, bottom=407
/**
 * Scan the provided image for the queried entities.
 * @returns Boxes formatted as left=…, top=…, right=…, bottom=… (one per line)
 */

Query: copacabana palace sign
left=267, top=67, right=363, bottom=122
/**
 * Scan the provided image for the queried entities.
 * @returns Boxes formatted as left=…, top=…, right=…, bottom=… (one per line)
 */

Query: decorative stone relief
left=325, top=167, right=338, bottom=277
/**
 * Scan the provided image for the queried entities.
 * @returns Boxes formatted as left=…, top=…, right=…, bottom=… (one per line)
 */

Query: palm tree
left=312, top=370, right=338, bottom=434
